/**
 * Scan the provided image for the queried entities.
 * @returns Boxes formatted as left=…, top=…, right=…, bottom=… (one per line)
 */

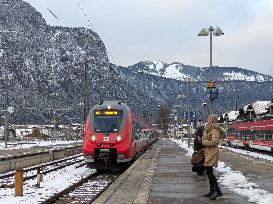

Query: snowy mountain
left=126, top=60, right=273, bottom=82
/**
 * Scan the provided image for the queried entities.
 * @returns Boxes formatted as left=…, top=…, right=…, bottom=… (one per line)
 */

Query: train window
left=256, top=135, right=264, bottom=141
left=94, top=111, right=123, bottom=133
left=132, top=122, right=141, bottom=140
left=265, top=135, right=271, bottom=141
left=141, top=131, right=149, bottom=139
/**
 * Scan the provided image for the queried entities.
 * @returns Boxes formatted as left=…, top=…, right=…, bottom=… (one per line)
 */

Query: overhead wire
left=75, top=0, right=117, bottom=65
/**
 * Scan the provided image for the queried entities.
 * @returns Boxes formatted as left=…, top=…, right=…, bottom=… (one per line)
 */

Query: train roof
left=131, top=112, right=152, bottom=129
left=228, top=119, right=273, bottom=130
left=90, top=101, right=152, bottom=129
left=91, top=101, right=129, bottom=112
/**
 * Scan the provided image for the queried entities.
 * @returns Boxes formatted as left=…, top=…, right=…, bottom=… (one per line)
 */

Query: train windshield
left=94, top=110, right=123, bottom=133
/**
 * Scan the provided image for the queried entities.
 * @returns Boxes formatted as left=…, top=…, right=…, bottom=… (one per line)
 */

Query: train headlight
left=90, top=134, right=96, bottom=142
left=116, top=134, right=123, bottom=142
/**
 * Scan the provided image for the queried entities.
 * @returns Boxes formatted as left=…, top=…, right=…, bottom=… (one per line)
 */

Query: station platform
left=94, top=139, right=250, bottom=204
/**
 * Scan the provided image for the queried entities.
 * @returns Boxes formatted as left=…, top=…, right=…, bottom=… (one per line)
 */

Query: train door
left=132, top=122, right=141, bottom=156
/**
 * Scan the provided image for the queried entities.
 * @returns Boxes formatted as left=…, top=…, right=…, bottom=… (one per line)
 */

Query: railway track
left=41, top=171, right=120, bottom=204
left=0, top=154, right=85, bottom=188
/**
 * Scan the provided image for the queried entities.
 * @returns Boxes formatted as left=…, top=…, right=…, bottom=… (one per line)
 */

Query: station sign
left=181, top=111, right=196, bottom=119
left=210, top=89, right=219, bottom=101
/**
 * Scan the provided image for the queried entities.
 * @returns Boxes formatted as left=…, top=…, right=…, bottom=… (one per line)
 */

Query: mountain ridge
left=124, top=60, right=273, bottom=82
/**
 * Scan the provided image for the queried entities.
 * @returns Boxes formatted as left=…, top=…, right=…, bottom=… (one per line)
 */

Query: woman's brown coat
left=202, top=124, right=224, bottom=167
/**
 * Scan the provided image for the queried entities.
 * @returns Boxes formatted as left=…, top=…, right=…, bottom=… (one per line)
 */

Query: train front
left=83, top=101, right=133, bottom=170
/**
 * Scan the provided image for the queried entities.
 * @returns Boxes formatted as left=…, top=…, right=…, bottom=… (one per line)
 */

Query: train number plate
left=99, top=149, right=110, bottom=153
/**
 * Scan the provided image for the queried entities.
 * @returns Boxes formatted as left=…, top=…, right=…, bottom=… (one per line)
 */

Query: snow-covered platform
left=94, top=139, right=251, bottom=204
left=148, top=139, right=250, bottom=204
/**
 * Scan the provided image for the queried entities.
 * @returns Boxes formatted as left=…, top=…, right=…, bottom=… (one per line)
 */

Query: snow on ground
left=0, top=161, right=95, bottom=204
left=0, top=140, right=82, bottom=150
left=220, top=146, right=273, bottom=162
left=172, top=139, right=273, bottom=204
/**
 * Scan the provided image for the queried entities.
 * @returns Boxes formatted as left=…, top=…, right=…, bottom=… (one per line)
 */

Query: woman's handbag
left=191, top=149, right=204, bottom=164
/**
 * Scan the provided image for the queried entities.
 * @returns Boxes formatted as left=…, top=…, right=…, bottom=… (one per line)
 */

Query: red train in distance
left=226, top=119, right=273, bottom=152
left=83, top=101, right=158, bottom=170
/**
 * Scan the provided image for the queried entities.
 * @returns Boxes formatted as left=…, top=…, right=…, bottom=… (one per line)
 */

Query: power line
left=75, top=0, right=95, bottom=30
left=46, top=8, right=61, bottom=22
left=75, top=0, right=117, bottom=65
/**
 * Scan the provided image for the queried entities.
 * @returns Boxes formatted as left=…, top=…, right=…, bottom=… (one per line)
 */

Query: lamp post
left=4, top=72, right=8, bottom=148
left=246, top=105, right=254, bottom=120
left=224, top=113, right=229, bottom=127
left=198, top=26, right=223, bottom=114
left=269, top=99, right=273, bottom=115
left=176, top=94, right=185, bottom=141
left=187, top=79, right=191, bottom=148
left=235, top=92, right=240, bottom=112
left=198, top=26, right=224, bottom=80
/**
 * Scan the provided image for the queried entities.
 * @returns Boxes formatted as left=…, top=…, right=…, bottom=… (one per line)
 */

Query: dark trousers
left=204, top=166, right=221, bottom=193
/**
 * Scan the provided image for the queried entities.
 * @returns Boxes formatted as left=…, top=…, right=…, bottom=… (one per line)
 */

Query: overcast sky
left=24, top=0, right=273, bottom=75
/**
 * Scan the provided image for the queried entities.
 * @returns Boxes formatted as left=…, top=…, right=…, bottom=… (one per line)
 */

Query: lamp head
left=214, top=27, right=224, bottom=36
left=198, top=28, right=209, bottom=36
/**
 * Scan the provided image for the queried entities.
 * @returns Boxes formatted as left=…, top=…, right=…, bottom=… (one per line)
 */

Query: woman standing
left=192, top=125, right=205, bottom=175
left=202, top=115, right=224, bottom=200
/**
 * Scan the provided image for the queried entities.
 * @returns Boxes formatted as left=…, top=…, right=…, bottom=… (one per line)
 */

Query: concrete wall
left=0, top=146, right=82, bottom=174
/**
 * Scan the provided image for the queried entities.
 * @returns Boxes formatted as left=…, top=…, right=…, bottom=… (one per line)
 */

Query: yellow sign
left=95, top=110, right=119, bottom=115
left=207, top=80, right=216, bottom=89
left=104, top=111, right=118, bottom=115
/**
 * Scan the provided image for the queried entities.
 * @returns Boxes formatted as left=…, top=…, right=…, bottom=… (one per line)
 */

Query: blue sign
left=210, top=89, right=219, bottom=101
left=181, top=111, right=196, bottom=119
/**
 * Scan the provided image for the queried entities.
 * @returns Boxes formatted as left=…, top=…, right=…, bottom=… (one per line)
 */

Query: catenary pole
left=4, top=71, right=8, bottom=148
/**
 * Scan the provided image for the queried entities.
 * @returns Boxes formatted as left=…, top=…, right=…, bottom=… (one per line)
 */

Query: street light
left=187, top=79, right=191, bottom=148
left=224, top=113, right=229, bottom=126
left=269, top=99, right=273, bottom=115
left=246, top=105, right=254, bottom=120
left=198, top=26, right=224, bottom=80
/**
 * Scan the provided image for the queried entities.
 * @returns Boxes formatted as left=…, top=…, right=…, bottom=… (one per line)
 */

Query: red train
left=226, top=119, right=273, bottom=152
left=83, top=101, right=158, bottom=170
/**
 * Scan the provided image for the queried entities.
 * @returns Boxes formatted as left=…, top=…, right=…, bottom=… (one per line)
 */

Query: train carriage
left=227, top=119, right=273, bottom=152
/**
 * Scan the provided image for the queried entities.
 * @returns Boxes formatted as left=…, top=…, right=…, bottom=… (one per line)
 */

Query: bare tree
left=156, top=105, right=171, bottom=136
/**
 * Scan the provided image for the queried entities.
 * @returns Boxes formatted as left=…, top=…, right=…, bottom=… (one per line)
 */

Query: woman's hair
left=195, top=126, right=204, bottom=137
left=208, top=115, right=218, bottom=123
